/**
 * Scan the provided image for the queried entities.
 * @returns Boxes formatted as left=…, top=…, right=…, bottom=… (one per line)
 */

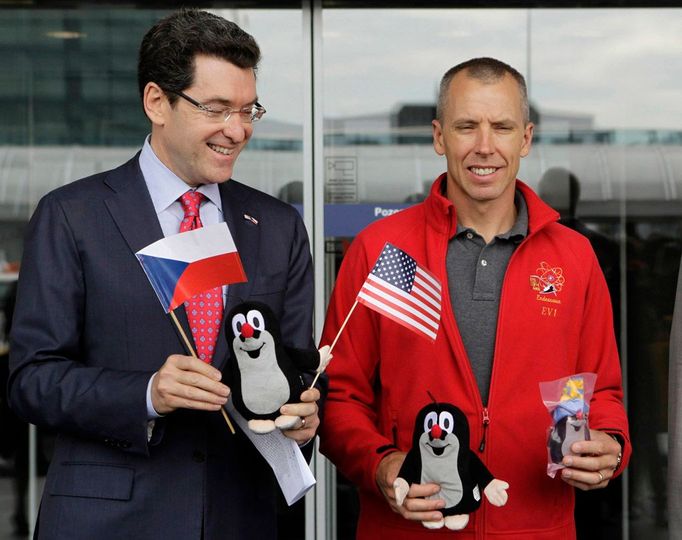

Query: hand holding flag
left=136, top=222, right=247, bottom=433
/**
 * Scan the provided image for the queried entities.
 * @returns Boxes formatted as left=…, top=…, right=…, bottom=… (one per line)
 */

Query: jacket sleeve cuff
left=366, top=443, right=401, bottom=496
left=604, top=430, right=630, bottom=478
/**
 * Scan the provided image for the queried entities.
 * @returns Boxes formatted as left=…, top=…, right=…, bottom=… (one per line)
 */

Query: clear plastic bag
left=539, top=372, right=597, bottom=478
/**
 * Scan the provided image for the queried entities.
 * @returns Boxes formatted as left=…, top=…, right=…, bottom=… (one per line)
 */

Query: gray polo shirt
left=446, top=191, right=528, bottom=405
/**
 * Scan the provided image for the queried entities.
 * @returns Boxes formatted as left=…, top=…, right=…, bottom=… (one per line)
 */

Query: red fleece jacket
left=319, top=175, right=630, bottom=540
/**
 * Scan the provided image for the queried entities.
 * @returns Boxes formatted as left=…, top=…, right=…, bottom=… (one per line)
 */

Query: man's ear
left=520, top=122, right=534, bottom=158
left=432, top=119, right=445, bottom=156
left=142, top=82, right=168, bottom=127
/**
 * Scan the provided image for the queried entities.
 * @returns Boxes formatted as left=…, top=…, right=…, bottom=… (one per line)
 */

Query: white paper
left=225, top=400, right=316, bottom=505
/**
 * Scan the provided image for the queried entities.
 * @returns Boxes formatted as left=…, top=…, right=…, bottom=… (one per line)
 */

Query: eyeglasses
left=167, top=90, right=266, bottom=124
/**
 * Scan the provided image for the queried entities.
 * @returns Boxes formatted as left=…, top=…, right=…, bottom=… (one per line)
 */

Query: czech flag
left=136, top=222, right=247, bottom=312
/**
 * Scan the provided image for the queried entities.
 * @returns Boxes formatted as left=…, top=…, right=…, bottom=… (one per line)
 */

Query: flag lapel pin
left=243, top=214, right=259, bottom=225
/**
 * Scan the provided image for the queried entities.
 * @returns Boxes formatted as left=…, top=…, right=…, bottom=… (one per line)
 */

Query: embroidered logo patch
left=530, top=262, right=565, bottom=296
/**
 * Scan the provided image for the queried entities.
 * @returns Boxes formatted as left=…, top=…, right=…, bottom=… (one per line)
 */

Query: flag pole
left=170, top=310, right=196, bottom=358
left=309, top=299, right=359, bottom=390
left=169, top=310, right=235, bottom=435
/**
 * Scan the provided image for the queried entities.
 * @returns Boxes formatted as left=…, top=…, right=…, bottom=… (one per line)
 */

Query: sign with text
left=326, top=157, right=358, bottom=203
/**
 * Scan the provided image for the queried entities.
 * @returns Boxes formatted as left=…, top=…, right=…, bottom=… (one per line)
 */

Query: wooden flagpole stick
left=169, top=310, right=235, bottom=435
left=170, top=310, right=196, bottom=358
left=309, top=299, right=359, bottom=390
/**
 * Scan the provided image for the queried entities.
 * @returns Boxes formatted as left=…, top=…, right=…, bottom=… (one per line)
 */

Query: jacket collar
left=424, top=172, right=559, bottom=239
left=103, top=152, right=164, bottom=254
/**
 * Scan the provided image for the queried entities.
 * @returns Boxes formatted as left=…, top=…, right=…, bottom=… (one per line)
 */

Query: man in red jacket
left=319, top=57, right=629, bottom=539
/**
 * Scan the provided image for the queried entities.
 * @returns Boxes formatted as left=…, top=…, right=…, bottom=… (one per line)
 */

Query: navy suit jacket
left=8, top=155, right=315, bottom=539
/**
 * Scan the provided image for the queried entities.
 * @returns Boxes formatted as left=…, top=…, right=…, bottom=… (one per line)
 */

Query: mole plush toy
left=548, top=410, right=589, bottom=465
left=226, top=301, right=331, bottom=434
left=541, top=373, right=595, bottom=477
left=393, top=401, right=509, bottom=530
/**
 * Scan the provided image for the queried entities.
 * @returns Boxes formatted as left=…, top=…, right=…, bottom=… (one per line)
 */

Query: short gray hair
left=436, top=57, right=529, bottom=124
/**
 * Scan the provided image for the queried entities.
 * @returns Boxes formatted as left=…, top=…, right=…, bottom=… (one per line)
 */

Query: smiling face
left=420, top=409, right=459, bottom=459
left=432, top=70, right=533, bottom=211
left=231, top=308, right=269, bottom=359
left=147, top=54, right=257, bottom=187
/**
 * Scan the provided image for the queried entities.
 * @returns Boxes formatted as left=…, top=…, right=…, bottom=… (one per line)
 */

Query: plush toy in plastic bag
left=539, top=372, right=597, bottom=478
left=392, top=400, right=509, bottom=531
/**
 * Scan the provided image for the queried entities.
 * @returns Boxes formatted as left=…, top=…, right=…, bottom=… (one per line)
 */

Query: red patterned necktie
left=178, top=190, right=223, bottom=363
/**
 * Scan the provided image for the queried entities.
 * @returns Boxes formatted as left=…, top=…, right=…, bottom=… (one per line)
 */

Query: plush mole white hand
left=226, top=301, right=331, bottom=434
left=393, top=401, right=509, bottom=530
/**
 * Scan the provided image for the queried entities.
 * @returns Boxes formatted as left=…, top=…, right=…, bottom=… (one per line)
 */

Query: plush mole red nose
left=430, top=424, right=443, bottom=439
left=241, top=322, right=254, bottom=339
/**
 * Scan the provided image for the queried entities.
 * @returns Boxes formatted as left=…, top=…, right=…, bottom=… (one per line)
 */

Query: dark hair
left=436, top=57, right=529, bottom=124
left=137, top=9, right=261, bottom=104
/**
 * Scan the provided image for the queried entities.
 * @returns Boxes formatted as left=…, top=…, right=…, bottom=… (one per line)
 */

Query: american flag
left=357, top=242, right=442, bottom=341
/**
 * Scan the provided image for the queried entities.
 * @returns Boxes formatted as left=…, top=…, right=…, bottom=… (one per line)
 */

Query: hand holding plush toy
left=393, top=401, right=509, bottom=530
left=226, top=301, right=331, bottom=434
left=540, top=372, right=596, bottom=477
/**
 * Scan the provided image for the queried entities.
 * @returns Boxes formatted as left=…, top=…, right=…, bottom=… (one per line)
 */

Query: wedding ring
left=300, top=418, right=306, bottom=428
left=597, top=471, right=604, bottom=483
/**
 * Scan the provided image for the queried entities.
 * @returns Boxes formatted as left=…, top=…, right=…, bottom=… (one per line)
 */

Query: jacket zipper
left=478, top=407, right=490, bottom=452
left=483, top=230, right=532, bottom=452
left=476, top=233, right=533, bottom=540
left=439, top=211, right=492, bottom=458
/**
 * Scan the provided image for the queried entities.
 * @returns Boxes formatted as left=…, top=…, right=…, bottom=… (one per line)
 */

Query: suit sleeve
left=318, top=236, right=395, bottom=494
left=278, top=212, right=315, bottom=350
left=8, top=194, right=152, bottom=456
left=279, top=210, right=323, bottom=463
left=577, top=248, right=631, bottom=475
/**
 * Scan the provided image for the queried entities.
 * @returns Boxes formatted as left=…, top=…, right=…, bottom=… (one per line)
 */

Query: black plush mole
left=548, top=411, right=589, bottom=464
left=393, top=402, right=509, bottom=530
left=226, top=301, right=330, bottom=434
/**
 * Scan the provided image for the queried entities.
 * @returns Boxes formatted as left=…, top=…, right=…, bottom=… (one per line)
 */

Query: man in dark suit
left=8, top=9, right=321, bottom=539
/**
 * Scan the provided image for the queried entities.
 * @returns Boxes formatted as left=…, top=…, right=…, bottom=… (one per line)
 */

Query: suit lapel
left=103, top=155, right=195, bottom=355
left=211, top=180, right=260, bottom=371
left=103, top=156, right=162, bottom=254
left=103, top=166, right=261, bottom=368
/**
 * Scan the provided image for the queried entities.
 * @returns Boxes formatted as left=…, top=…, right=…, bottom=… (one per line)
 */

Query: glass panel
left=322, top=7, right=681, bottom=539
left=223, top=9, right=305, bottom=205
